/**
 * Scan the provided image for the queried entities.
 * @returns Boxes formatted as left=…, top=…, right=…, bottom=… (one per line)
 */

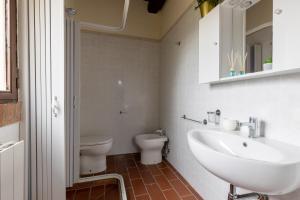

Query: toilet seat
left=80, top=135, right=113, bottom=147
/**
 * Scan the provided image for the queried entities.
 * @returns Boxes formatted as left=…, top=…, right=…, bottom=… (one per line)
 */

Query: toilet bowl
left=80, top=135, right=113, bottom=175
left=135, top=133, right=168, bottom=165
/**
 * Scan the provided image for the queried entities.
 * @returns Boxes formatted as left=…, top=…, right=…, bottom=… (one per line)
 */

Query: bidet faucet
left=155, top=129, right=166, bottom=136
left=239, top=117, right=262, bottom=138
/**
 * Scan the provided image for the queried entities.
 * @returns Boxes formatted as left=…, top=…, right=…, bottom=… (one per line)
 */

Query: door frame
left=66, top=18, right=81, bottom=186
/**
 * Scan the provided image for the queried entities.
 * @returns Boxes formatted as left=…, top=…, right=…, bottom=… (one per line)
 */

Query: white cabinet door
left=273, top=0, right=300, bottom=70
left=199, top=6, right=220, bottom=84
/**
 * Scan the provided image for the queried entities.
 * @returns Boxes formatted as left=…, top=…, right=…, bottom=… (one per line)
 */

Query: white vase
left=263, top=63, right=272, bottom=71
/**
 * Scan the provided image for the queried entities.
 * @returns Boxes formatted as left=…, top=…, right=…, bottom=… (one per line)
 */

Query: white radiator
left=0, top=141, right=24, bottom=200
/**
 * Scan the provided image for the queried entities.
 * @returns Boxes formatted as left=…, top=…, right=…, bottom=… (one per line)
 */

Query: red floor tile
left=148, top=165, right=162, bottom=176
left=154, top=175, right=172, bottom=191
left=140, top=170, right=155, bottom=184
left=163, top=189, right=181, bottom=200
left=170, top=179, right=192, bottom=197
left=126, top=159, right=137, bottom=168
left=128, top=167, right=141, bottom=179
left=157, top=161, right=168, bottom=169
left=66, top=190, right=75, bottom=200
left=182, top=196, right=198, bottom=200
left=67, top=154, right=203, bottom=200
left=115, top=159, right=128, bottom=173
left=161, top=168, right=177, bottom=180
left=126, top=188, right=135, bottom=200
left=106, top=157, right=116, bottom=172
left=105, top=184, right=120, bottom=200
left=75, top=188, right=91, bottom=200
left=131, top=179, right=147, bottom=196
left=90, top=185, right=105, bottom=200
left=146, top=184, right=167, bottom=200
left=136, top=162, right=148, bottom=171
left=121, top=172, right=131, bottom=188
left=135, top=194, right=151, bottom=200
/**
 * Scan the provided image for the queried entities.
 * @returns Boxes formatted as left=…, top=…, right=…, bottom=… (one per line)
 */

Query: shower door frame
left=66, top=19, right=81, bottom=186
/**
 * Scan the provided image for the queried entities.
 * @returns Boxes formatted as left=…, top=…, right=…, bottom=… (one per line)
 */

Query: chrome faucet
left=239, top=117, right=262, bottom=138
left=155, top=129, right=166, bottom=136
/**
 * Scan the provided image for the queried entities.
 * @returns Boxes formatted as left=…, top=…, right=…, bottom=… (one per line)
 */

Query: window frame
left=0, top=0, right=18, bottom=103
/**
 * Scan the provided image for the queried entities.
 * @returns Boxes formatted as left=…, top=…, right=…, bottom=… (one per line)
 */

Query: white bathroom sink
left=187, top=129, right=300, bottom=195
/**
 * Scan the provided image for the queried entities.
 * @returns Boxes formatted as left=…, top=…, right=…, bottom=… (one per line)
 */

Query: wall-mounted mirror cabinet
left=199, top=0, right=300, bottom=84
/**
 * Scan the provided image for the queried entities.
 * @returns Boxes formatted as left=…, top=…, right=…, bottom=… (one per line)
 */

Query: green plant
left=264, top=57, right=272, bottom=64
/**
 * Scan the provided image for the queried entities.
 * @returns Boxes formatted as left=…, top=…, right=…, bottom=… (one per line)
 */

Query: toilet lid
left=80, top=135, right=113, bottom=146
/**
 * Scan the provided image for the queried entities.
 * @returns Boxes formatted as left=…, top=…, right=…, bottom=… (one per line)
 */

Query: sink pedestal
left=228, top=185, right=269, bottom=200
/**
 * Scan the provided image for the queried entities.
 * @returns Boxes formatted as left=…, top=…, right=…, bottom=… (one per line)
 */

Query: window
left=0, top=0, right=17, bottom=102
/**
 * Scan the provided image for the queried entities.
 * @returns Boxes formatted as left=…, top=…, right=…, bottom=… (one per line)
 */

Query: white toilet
left=80, top=135, right=113, bottom=175
left=135, top=133, right=168, bottom=165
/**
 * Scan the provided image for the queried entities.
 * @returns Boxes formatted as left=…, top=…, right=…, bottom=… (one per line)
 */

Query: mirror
left=221, top=0, right=273, bottom=78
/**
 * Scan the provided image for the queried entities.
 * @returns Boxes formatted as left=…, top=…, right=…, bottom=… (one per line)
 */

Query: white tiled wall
left=80, top=31, right=160, bottom=155
left=160, top=6, right=300, bottom=200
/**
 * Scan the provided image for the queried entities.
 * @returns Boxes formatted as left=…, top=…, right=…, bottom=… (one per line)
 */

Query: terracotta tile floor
left=67, top=178, right=120, bottom=200
left=67, top=153, right=203, bottom=200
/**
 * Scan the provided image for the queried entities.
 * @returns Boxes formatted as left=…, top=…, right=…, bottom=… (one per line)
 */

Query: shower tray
left=77, top=173, right=127, bottom=200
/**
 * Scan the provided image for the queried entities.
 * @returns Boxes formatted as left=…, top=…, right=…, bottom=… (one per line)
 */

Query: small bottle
left=229, top=67, right=236, bottom=77
left=239, top=68, right=245, bottom=75
left=239, top=52, right=247, bottom=75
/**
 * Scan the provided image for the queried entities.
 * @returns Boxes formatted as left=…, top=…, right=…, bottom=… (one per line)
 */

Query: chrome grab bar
left=181, top=115, right=207, bottom=125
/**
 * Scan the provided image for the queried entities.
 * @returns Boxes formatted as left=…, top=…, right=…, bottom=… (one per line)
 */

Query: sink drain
left=258, top=195, right=269, bottom=200
left=243, top=142, right=248, bottom=147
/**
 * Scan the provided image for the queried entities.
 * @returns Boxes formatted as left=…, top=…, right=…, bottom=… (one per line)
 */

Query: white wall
left=80, top=31, right=160, bottom=155
left=160, top=6, right=300, bottom=200
left=0, top=123, right=19, bottom=143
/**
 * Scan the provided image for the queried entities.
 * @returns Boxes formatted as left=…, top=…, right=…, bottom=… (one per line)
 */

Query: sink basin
left=187, top=129, right=300, bottom=195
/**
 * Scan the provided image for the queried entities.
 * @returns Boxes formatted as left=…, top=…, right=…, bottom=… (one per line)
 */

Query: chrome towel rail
left=181, top=115, right=207, bottom=125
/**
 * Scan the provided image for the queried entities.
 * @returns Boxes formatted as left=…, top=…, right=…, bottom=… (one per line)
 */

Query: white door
left=51, top=0, right=66, bottom=199
left=28, top=0, right=66, bottom=199
left=273, top=0, right=300, bottom=71
left=198, top=5, right=220, bottom=84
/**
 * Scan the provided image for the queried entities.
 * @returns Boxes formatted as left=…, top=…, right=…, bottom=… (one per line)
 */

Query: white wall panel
left=13, top=141, right=24, bottom=200
left=0, top=146, right=14, bottom=200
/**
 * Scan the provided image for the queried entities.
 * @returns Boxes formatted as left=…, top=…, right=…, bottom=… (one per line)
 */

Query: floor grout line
left=149, top=170, right=168, bottom=200
left=135, top=160, right=153, bottom=200
left=146, top=161, right=183, bottom=200
left=157, top=165, right=184, bottom=199
left=129, top=160, right=148, bottom=199
left=68, top=154, right=203, bottom=200
left=164, top=160, right=202, bottom=200
left=135, top=159, right=167, bottom=200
